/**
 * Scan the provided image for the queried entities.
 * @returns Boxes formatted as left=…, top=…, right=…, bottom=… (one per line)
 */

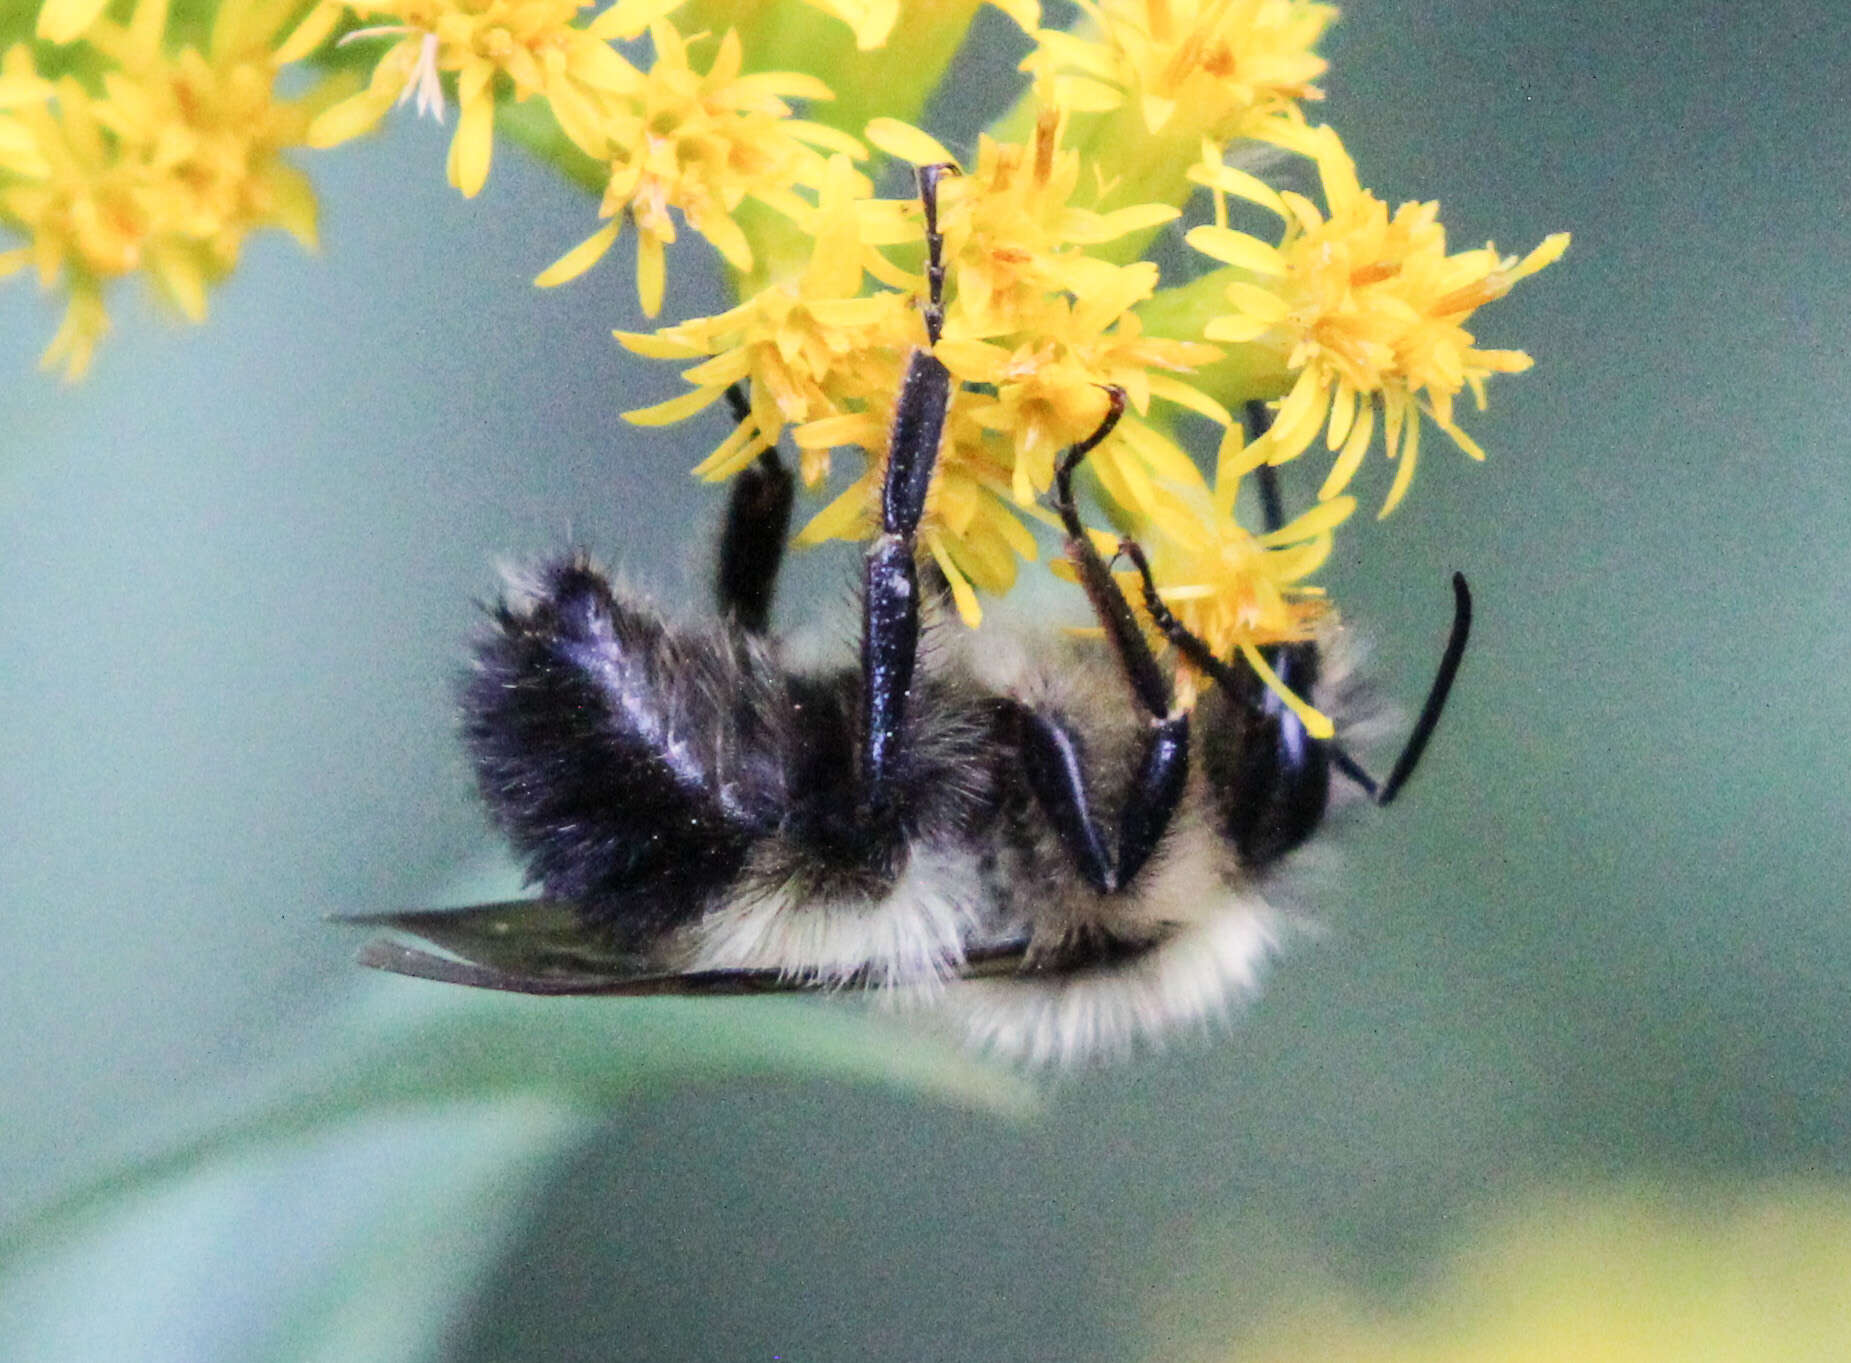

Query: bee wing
left=353, top=936, right=800, bottom=996
left=342, top=900, right=1033, bottom=996
left=340, top=899, right=782, bottom=996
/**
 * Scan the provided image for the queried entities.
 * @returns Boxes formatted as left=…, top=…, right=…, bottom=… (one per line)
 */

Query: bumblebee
left=353, top=167, right=1470, bottom=1063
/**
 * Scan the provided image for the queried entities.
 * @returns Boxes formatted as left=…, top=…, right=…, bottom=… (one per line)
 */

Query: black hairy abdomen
left=463, top=556, right=785, bottom=943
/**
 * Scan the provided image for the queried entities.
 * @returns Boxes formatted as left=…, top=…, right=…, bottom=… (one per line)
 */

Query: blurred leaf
left=7, top=980, right=1035, bottom=1249
left=0, top=982, right=1035, bottom=1361
left=0, top=1100, right=581, bottom=1363
left=262, top=1099, right=583, bottom=1363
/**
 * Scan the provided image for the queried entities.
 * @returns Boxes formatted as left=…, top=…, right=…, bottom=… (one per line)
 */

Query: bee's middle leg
left=1016, top=390, right=1191, bottom=894
left=713, top=384, right=796, bottom=635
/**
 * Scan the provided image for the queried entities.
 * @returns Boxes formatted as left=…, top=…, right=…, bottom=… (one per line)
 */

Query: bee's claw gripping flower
left=621, top=105, right=1232, bottom=626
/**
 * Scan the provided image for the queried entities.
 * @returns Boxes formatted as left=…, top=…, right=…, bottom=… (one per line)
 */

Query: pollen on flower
left=294, top=0, right=662, bottom=199
left=1, top=0, right=334, bottom=378
left=534, top=20, right=862, bottom=316
left=1125, top=446, right=1349, bottom=731
left=615, top=103, right=1229, bottom=625
left=1021, top=0, right=1336, bottom=189
left=1188, top=124, right=1569, bottom=514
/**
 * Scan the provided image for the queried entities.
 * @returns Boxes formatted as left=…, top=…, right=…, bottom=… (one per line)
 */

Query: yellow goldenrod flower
left=1028, top=0, right=1333, bottom=140
left=903, top=107, right=1226, bottom=524
left=1188, top=123, right=1569, bottom=514
left=9, top=0, right=1567, bottom=671
left=681, top=0, right=1038, bottom=172
left=2, top=0, right=333, bottom=378
left=616, top=153, right=915, bottom=484
left=1015, top=0, right=1334, bottom=221
left=617, top=104, right=1229, bottom=625
left=534, top=20, right=860, bottom=315
left=905, top=110, right=1180, bottom=333
left=294, top=0, right=666, bottom=200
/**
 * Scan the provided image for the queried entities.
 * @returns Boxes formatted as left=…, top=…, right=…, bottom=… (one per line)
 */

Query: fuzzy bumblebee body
left=354, top=168, right=1471, bottom=1064
left=360, top=545, right=1464, bottom=1064
left=452, top=558, right=1306, bottom=1061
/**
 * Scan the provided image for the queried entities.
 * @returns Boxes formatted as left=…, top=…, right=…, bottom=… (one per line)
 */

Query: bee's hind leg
left=1015, top=389, right=1192, bottom=895
left=859, top=163, right=958, bottom=809
left=713, top=383, right=796, bottom=635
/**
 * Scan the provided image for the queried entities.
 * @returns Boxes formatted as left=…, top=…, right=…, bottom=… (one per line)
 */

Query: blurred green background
left=5, top=2, right=1851, bottom=1359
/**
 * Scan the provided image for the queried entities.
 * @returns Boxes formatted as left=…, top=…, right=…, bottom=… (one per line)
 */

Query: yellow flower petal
left=612, top=326, right=706, bottom=359
left=1185, top=225, right=1285, bottom=276
left=1317, top=397, right=1375, bottom=501
left=446, top=68, right=494, bottom=198
left=0, top=118, right=50, bottom=178
left=535, top=221, right=622, bottom=287
left=689, top=422, right=772, bottom=481
left=1264, top=495, right=1354, bottom=544
left=1239, top=644, right=1334, bottom=739
left=928, top=534, right=984, bottom=628
left=864, top=117, right=956, bottom=168
left=1204, top=314, right=1274, bottom=343
left=796, top=476, right=874, bottom=544
left=274, top=2, right=343, bottom=65
left=586, top=0, right=684, bottom=42
left=1378, top=399, right=1423, bottom=517
left=306, top=84, right=397, bottom=148
left=625, top=383, right=729, bottom=427
left=636, top=230, right=667, bottom=317
left=36, top=0, right=111, bottom=43
left=1514, top=231, right=1572, bottom=279
left=1189, top=158, right=1287, bottom=219
left=1430, top=407, right=1487, bottom=461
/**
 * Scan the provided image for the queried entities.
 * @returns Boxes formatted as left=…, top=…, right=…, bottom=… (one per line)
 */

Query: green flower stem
left=1140, top=269, right=1293, bottom=407
left=989, top=94, right=1205, bottom=265
left=494, top=97, right=608, bottom=198
left=686, top=0, right=983, bottom=141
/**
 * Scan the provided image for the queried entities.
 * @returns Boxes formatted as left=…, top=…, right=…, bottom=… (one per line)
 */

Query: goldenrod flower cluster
left=3, top=0, right=340, bottom=377
left=8, top=0, right=1567, bottom=722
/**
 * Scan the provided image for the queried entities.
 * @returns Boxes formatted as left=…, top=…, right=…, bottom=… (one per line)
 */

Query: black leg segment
left=714, top=383, right=796, bottom=635
left=858, top=165, right=958, bottom=801
left=1052, top=387, right=1173, bottom=720
left=1016, top=706, right=1114, bottom=892
left=1017, top=391, right=1194, bottom=896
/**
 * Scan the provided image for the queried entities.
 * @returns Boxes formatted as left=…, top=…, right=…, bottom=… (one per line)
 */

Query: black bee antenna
left=1241, top=400, right=1474, bottom=806
left=1329, top=573, right=1472, bottom=805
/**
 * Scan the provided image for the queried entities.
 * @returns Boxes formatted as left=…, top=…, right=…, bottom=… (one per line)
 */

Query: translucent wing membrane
left=344, top=901, right=1034, bottom=996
